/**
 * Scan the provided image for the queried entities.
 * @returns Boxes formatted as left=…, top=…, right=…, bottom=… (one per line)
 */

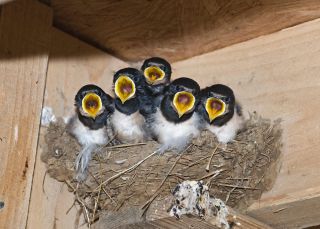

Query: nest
left=41, top=112, right=282, bottom=227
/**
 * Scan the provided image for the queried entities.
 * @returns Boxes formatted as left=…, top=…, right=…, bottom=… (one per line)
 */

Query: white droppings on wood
left=170, top=180, right=230, bottom=229
left=41, top=106, right=56, bottom=127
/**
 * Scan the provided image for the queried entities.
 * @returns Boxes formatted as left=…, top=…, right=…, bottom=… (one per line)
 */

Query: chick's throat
left=115, top=75, right=136, bottom=104
left=173, top=91, right=195, bottom=118
left=82, top=93, right=103, bottom=118
left=205, top=97, right=226, bottom=122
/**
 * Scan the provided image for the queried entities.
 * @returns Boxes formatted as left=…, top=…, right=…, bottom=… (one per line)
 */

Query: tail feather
left=75, top=144, right=97, bottom=181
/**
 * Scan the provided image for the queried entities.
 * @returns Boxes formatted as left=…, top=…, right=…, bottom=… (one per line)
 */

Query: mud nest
left=41, top=112, right=282, bottom=226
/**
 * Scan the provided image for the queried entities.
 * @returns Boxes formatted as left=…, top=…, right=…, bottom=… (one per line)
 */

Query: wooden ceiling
left=44, top=0, right=320, bottom=62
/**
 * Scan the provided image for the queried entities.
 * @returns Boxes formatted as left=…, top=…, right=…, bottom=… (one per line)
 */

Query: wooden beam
left=46, top=0, right=320, bottom=62
left=26, top=28, right=128, bottom=229
left=96, top=206, right=272, bottom=229
left=0, top=1, right=52, bottom=229
left=127, top=216, right=219, bottom=229
left=172, top=18, right=320, bottom=228
left=0, top=0, right=15, bottom=5
left=248, top=187, right=320, bottom=228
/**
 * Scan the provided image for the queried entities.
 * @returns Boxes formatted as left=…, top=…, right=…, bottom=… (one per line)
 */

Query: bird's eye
left=144, top=66, right=165, bottom=84
left=225, top=97, right=231, bottom=103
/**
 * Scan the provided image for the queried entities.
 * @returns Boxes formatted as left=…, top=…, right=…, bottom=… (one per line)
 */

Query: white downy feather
left=110, top=109, right=146, bottom=143
left=68, top=116, right=109, bottom=181
left=151, top=109, right=201, bottom=154
left=207, top=108, right=244, bottom=143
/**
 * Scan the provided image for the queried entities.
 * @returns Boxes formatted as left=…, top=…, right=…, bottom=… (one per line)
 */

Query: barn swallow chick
left=68, top=84, right=114, bottom=181
left=141, top=57, right=171, bottom=105
left=111, top=68, right=150, bottom=143
left=147, top=77, right=201, bottom=154
left=197, top=84, right=244, bottom=143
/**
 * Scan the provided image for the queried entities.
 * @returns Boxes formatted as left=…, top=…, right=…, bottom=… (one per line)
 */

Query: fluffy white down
left=207, top=108, right=244, bottom=143
left=151, top=109, right=201, bottom=153
left=110, top=109, right=146, bottom=143
left=70, top=116, right=108, bottom=146
left=68, top=116, right=109, bottom=181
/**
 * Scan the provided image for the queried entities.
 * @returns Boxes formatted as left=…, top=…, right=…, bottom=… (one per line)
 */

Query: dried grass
left=41, top=112, right=282, bottom=226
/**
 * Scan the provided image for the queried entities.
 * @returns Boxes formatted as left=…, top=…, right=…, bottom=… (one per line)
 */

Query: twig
left=66, top=200, right=76, bottom=215
left=201, top=169, right=225, bottom=181
left=217, top=183, right=260, bottom=190
left=64, top=180, right=76, bottom=192
left=225, top=187, right=236, bottom=204
left=94, top=150, right=158, bottom=191
left=206, top=143, right=220, bottom=172
left=105, top=142, right=146, bottom=149
left=141, top=147, right=188, bottom=215
left=226, top=177, right=252, bottom=180
left=261, top=152, right=271, bottom=162
left=177, top=155, right=211, bottom=172
left=92, top=185, right=101, bottom=224
left=75, top=193, right=91, bottom=228
left=203, top=169, right=226, bottom=186
left=89, top=171, right=117, bottom=206
left=115, top=193, right=135, bottom=211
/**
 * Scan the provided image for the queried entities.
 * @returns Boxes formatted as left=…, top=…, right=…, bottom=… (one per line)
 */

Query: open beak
left=114, top=75, right=136, bottom=104
left=143, top=66, right=165, bottom=84
left=173, top=91, right=195, bottom=118
left=205, top=97, right=226, bottom=122
left=82, top=93, right=102, bottom=119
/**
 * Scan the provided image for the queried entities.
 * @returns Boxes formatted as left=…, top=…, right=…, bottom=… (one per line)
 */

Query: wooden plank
left=0, top=0, right=15, bottom=5
left=26, top=28, right=128, bottom=229
left=129, top=216, right=219, bottom=229
left=172, top=18, right=320, bottom=228
left=45, top=0, right=320, bottom=62
left=248, top=187, right=320, bottom=228
left=0, top=1, right=52, bottom=229
left=226, top=207, right=272, bottom=229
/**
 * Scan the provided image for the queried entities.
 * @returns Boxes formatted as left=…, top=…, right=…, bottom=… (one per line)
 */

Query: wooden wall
left=26, top=28, right=128, bottom=229
left=0, top=1, right=52, bottom=228
left=47, top=0, right=320, bottom=62
left=1, top=0, right=320, bottom=228
left=0, top=1, right=128, bottom=228
left=172, top=19, right=320, bottom=228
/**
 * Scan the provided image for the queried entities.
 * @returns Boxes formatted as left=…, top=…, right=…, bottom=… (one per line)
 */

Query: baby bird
left=141, top=57, right=172, bottom=105
left=68, top=84, right=114, bottom=181
left=147, top=77, right=201, bottom=154
left=111, top=67, right=150, bottom=143
left=197, top=84, right=244, bottom=143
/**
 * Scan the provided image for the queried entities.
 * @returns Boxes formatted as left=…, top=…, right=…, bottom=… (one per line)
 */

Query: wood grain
left=0, top=0, right=52, bottom=228
left=28, top=17, right=320, bottom=229
left=172, top=18, right=320, bottom=228
left=45, top=0, right=320, bottom=62
left=128, top=216, right=219, bottom=229
left=226, top=208, right=272, bottom=229
left=26, top=28, right=128, bottom=229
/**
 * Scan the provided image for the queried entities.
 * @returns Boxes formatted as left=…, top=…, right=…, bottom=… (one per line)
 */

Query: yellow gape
left=173, top=91, right=195, bottom=118
left=205, top=97, right=226, bottom=122
left=82, top=93, right=102, bottom=118
left=143, top=66, right=165, bottom=84
left=114, top=75, right=136, bottom=104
